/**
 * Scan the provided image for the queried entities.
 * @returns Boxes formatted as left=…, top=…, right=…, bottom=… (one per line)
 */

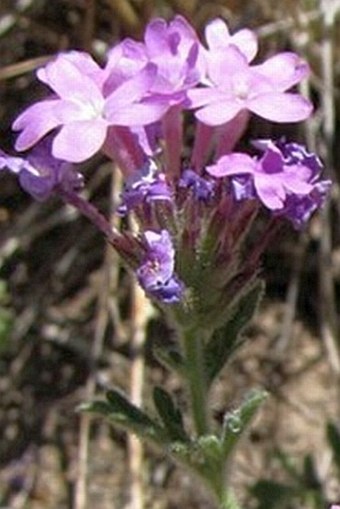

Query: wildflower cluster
left=1, top=16, right=332, bottom=509
left=0, top=15, right=330, bottom=308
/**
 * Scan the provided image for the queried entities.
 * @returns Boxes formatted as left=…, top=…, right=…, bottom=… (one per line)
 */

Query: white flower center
left=232, top=75, right=249, bottom=100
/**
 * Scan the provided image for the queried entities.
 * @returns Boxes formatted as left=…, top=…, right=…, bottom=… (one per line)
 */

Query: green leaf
left=327, top=421, right=340, bottom=472
left=251, top=480, right=297, bottom=509
left=221, top=389, right=268, bottom=460
left=204, top=281, right=264, bottom=384
left=80, top=389, right=167, bottom=445
left=153, top=343, right=184, bottom=375
left=153, top=387, right=189, bottom=442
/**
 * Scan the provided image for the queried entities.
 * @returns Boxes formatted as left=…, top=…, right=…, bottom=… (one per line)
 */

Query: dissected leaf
left=81, top=389, right=167, bottom=445
left=153, top=343, right=184, bottom=375
left=153, top=386, right=189, bottom=442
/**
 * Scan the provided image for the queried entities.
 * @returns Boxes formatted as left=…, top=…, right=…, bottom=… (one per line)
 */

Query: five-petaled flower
left=206, top=139, right=331, bottom=228
left=188, top=45, right=312, bottom=125
left=106, top=15, right=205, bottom=101
left=13, top=54, right=167, bottom=163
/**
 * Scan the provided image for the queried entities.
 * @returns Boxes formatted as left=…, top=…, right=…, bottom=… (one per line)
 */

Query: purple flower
left=137, top=230, right=184, bottom=303
left=178, top=169, right=215, bottom=201
left=105, top=39, right=148, bottom=90
left=282, top=179, right=330, bottom=228
left=118, top=160, right=172, bottom=215
left=106, top=15, right=205, bottom=101
left=204, top=18, right=258, bottom=63
left=269, top=140, right=331, bottom=228
left=206, top=140, right=331, bottom=228
left=187, top=44, right=312, bottom=125
left=0, top=138, right=83, bottom=201
left=13, top=52, right=167, bottom=163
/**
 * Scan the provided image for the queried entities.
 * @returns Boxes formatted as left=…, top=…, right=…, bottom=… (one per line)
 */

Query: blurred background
left=0, top=1, right=340, bottom=508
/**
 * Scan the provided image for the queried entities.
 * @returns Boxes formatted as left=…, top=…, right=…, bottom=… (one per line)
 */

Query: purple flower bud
left=118, top=160, right=172, bottom=215
left=137, top=230, right=184, bottom=303
left=0, top=138, right=83, bottom=201
left=178, top=169, right=215, bottom=201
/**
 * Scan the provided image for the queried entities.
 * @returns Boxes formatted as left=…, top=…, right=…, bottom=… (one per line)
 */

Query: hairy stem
left=182, top=327, right=209, bottom=436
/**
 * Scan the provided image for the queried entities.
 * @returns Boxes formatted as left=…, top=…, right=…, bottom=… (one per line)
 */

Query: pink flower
left=13, top=52, right=167, bottom=163
left=187, top=44, right=312, bottom=125
left=206, top=140, right=330, bottom=228
left=106, top=15, right=205, bottom=100
left=203, top=17, right=258, bottom=62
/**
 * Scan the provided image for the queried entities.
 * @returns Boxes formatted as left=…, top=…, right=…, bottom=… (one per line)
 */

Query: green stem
left=182, top=327, right=209, bottom=435
left=204, top=465, right=241, bottom=509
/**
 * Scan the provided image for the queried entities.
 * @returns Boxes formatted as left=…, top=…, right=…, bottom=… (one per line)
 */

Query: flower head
left=4, top=15, right=326, bottom=308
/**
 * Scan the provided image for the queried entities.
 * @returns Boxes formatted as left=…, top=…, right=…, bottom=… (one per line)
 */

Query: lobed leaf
left=81, top=389, right=167, bottom=445
left=153, top=386, right=189, bottom=442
